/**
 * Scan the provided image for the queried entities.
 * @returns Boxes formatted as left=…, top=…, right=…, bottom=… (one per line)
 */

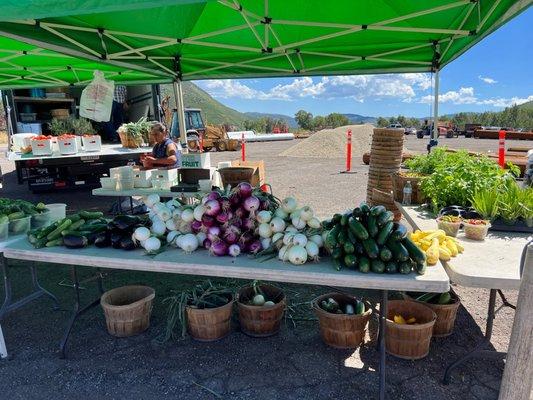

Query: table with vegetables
left=1, top=183, right=448, bottom=398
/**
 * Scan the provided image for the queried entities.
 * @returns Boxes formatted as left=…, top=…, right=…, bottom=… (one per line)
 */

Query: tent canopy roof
left=0, top=0, right=529, bottom=87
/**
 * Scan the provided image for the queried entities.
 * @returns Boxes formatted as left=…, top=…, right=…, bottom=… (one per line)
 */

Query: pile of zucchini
left=27, top=211, right=107, bottom=249
left=323, top=203, right=427, bottom=275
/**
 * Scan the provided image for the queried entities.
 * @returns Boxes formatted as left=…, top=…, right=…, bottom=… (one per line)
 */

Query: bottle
left=402, top=181, right=412, bottom=206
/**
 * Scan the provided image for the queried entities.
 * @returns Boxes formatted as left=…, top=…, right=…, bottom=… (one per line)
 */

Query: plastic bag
left=79, top=70, right=115, bottom=122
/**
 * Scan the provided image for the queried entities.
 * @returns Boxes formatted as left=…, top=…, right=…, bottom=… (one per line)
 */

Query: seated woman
left=141, top=122, right=181, bottom=169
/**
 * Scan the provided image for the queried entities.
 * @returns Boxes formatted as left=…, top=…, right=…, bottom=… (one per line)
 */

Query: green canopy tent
left=0, top=0, right=529, bottom=142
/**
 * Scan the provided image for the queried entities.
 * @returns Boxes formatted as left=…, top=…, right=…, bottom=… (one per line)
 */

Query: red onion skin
left=216, top=212, right=229, bottom=224
left=237, top=182, right=253, bottom=198
left=230, top=192, right=241, bottom=207
left=210, top=240, right=228, bottom=256
left=207, top=226, right=221, bottom=242
left=239, top=232, right=253, bottom=246
left=226, top=224, right=241, bottom=236
left=230, top=218, right=242, bottom=229
left=244, top=195, right=260, bottom=213
left=206, top=191, right=221, bottom=201
left=234, top=207, right=246, bottom=219
left=223, top=230, right=238, bottom=245
left=203, top=238, right=212, bottom=249
left=219, top=197, right=231, bottom=211
left=242, top=218, right=256, bottom=232
left=202, top=215, right=215, bottom=228
left=247, top=240, right=262, bottom=254
left=191, top=220, right=202, bottom=233
left=204, top=200, right=221, bottom=217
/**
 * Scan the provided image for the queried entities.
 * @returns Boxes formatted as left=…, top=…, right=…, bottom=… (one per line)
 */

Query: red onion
left=244, top=195, right=260, bottom=213
left=239, top=231, right=253, bottom=246
left=220, top=196, right=231, bottom=211
left=191, top=220, right=203, bottom=233
left=210, top=239, right=228, bottom=256
left=230, top=218, right=242, bottom=229
left=205, top=199, right=221, bottom=217
left=242, top=218, right=256, bottom=232
left=260, top=199, right=271, bottom=211
left=230, top=192, right=241, bottom=207
left=216, top=212, right=230, bottom=224
left=207, top=226, right=221, bottom=242
left=206, top=191, right=221, bottom=201
left=202, top=214, right=215, bottom=228
left=247, top=240, right=262, bottom=254
left=237, top=182, right=253, bottom=198
left=234, top=206, right=246, bottom=219
left=223, top=229, right=238, bottom=244
left=226, top=224, right=241, bottom=236
left=203, top=238, right=212, bottom=249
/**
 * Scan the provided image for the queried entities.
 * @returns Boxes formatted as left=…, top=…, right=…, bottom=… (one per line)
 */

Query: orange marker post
left=241, top=132, right=246, bottom=162
left=498, top=129, right=505, bottom=168
left=346, top=129, right=352, bottom=172
left=199, top=133, right=204, bottom=153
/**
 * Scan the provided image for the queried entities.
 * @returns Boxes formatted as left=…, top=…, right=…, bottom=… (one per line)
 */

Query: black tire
left=216, top=141, right=227, bottom=151
left=416, top=131, right=424, bottom=139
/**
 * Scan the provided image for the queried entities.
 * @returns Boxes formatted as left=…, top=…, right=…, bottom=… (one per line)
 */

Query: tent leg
left=173, top=80, right=187, bottom=149
left=432, top=69, right=440, bottom=140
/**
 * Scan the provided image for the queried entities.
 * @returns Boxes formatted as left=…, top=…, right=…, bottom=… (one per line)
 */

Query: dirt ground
left=0, top=134, right=528, bottom=400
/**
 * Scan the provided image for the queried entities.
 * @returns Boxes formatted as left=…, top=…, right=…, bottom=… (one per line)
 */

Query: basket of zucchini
left=323, top=202, right=426, bottom=275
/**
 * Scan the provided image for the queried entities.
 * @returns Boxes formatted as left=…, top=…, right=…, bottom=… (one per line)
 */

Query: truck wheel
left=216, top=141, right=227, bottom=151
left=203, top=146, right=213, bottom=152
left=416, top=132, right=424, bottom=139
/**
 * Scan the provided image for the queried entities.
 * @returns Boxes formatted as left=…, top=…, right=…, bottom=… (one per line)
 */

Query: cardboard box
left=179, top=168, right=211, bottom=185
left=218, top=160, right=265, bottom=188
left=181, top=153, right=211, bottom=169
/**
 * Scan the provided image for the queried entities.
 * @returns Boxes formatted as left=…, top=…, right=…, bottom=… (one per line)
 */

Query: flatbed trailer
left=7, top=145, right=150, bottom=192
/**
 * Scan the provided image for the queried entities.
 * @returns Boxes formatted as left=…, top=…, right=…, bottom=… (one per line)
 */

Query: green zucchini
left=360, top=202, right=370, bottom=214
left=79, top=210, right=104, bottom=220
left=377, top=211, right=394, bottom=227
left=354, top=242, right=365, bottom=255
left=344, top=254, right=358, bottom=269
left=415, top=262, right=427, bottom=275
left=379, top=246, right=393, bottom=262
left=348, top=217, right=369, bottom=240
left=358, top=256, right=370, bottom=273
left=398, top=262, right=413, bottom=275
left=370, top=259, right=386, bottom=274
left=355, top=300, right=365, bottom=315
left=367, top=214, right=379, bottom=237
left=402, top=237, right=426, bottom=264
left=390, top=223, right=408, bottom=241
left=376, top=221, right=394, bottom=246
left=46, top=219, right=72, bottom=241
left=362, top=238, right=379, bottom=259
left=337, top=229, right=348, bottom=245
left=416, top=292, right=438, bottom=302
left=67, top=219, right=86, bottom=232
left=36, top=222, right=58, bottom=239
left=343, top=242, right=355, bottom=254
left=352, top=207, right=362, bottom=218
left=331, top=213, right=342, bottom=224
left=332, top=257, right=344, bottom=271
left=370, top=205, right=386, bottom=217
left=385, top=261, right=398, bottom=274
left=387, top=238, right=410, bottom=262
left=331, top=247, right=344, bottom=259
left=45, top=238, right=63, bottom=247
left=33, top=237, right=49, bottom=249
left=340, top=214, right=349, bottom=227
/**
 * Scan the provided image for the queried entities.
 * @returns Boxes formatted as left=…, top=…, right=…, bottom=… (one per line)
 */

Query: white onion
left=281, top=197, right=297, bottom=213
left=309, top=234, right=324, bottom=248
left=144, top=194, right=160, bottom=208
left=158, top=207, right=172, bottom=222
left=148, top=209, right=156, bottom=220
left=283, top=232, right=295, bottom=246
left=133, top=226, right=151, bottom=242
left=144, top=236, right=161, bottom=253
left=305, top=241, right=320, bottom=261
left=256, top=210, right=272, bottom=224
left=261, top=237, right=272, bottom=250
left=178, top=220, right=192, bottom=233
left=172, top=208, right=182, bottom=219
left=307, top=217, right=321, bottom=229
left=228, top=244, right=241, bottom=257
left=179, top=233, right=198, bottom=253
left=258, top=223, right=272, bottom=238
left=290, top=209, right=301, bottom=220
left=180, top=208, right=194, bottom=223
left=151, top=218, right=167, bottom=236
left=292, top=233, right=308, bottom=247
left=272, top=232, right=284, bottom=243
left=278, top=245, right=290, bottom=261
left=288, top=245, right=307, bottom=265
left=167, top=230, right=180, bottom=244
left=175, top=234, right=184, bottom=248
left=153, top=202, right=165, bottom=212
left=196, top=231, right=207, bottom=246
left=291, top=217, right=306, bottom=230
left=270, top=217, right=286, bottom=233
left=193, top=205, right=206, bottom=222
left=274, top=208, right=288, bottom=220
left=299, top=206, right=314, bottom=221
left=165, top=218, right=179, bottom=231
left=285, top=225, right=298, bottom=233
left=166, top=199, right=180, bottom=210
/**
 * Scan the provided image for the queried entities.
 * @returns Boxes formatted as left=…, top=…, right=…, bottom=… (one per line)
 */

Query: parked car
left=388, top=123, right=403, bottom=129
left=404, top=126, right=417, bottom=135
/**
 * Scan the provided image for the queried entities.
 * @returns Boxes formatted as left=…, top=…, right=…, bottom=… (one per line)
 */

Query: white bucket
left=11, top=133, right=37, bottom=151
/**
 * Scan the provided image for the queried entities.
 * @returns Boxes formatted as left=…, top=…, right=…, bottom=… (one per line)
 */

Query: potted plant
left=117, top=117, right=151, bottom=148
left=160, top=280, right=234, bottom=342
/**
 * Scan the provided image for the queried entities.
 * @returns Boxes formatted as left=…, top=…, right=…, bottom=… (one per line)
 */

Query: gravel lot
left=0, top=134, right=527, bottom=400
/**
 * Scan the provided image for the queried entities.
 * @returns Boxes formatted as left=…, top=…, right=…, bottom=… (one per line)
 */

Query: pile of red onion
left=192, top=182, right=271, bottom=257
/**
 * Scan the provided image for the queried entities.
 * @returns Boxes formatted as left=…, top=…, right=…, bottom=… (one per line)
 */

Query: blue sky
left=195, top=8, right=532, bottom=118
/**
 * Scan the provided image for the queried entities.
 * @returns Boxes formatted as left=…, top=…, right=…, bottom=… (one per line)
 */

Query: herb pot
left=186, top=295, right=234, bottom=342
left=237, top=284, right=285, bottom=337
left=463, top=221, right=490, bottom=241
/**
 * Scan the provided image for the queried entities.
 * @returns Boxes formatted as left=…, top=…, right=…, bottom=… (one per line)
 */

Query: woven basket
left=119, top=131, right=142, bottom=149
left=385, top=300, right=436, bottom=360
left=392, top=171, right=427, bottom=204
left=186, top=296, right=234, bottom=342
left=237, top=284, right=285, bottom=337
left=313, top=293, right=372, bottom=349
left=100, top=285, right=155, bottom=337
left=402, top=290, right=461, bottom=337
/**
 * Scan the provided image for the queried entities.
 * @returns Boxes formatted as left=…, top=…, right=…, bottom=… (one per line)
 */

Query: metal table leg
left=0, top=323, right=7, bottom=359
left=379, top=290, right=388, bottom=400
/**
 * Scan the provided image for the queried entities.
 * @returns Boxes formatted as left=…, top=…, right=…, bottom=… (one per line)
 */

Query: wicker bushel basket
left=402, top=290, right=461, bottom=337
left=385, top=300, right=436, bottom=360
left=237, top=284, right=286, bottom=337
left=186, top=296, right=234, bottom=342
left=100, top=285, right=155, bottom=337
left=392, top=171, right=427, bottom=204
left=313, top=293, right=372, bottom=349
left=118, top=131, right=142, bottom=149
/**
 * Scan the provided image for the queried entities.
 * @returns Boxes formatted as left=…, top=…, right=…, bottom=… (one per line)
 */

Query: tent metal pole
left=173, top=80, right=187, bottom=148
left=432, top=69, right=440, bottom=140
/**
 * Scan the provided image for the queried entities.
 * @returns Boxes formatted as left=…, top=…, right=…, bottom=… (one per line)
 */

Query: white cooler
left=134, top=169, right=154, bottom=188
left=153, top=168, right=178, bottom=184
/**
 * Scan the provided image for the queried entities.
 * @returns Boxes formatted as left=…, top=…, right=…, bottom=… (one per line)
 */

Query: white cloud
left=478, top=75, right=497, bottom=84
left=419, top=87, right=532, bottom=108
left=480, top=95, right=533, bottom=107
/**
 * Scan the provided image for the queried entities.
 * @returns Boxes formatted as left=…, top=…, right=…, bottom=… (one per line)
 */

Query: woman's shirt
left=152, top=138, right=180, bottom=168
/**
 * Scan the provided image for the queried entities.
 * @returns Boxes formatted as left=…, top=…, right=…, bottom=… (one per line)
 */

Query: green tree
left=312, top=116, right=326, bottom=131
left=325, top=113, right=349, bottom=128
left=295, top=110, right=313, bottom=130
left=376, top=117, right=388, bottom=127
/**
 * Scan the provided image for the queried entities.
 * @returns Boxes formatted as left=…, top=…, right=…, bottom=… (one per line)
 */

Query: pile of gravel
left=280, top=124, right=374, bottom=158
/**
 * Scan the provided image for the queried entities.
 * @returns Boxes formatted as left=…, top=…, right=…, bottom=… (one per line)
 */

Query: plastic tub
left=0, top=222, right=8, bottom=242
left=436, top=217, right=462, bottom=237
left=31, top=210, right=52, bottom=229
left=9, top=216, right=31, bottom=235
left=100, top=177, right=117, bottom=190
left=110, top=166, right=134, bottom=180
left=463, top=221, right=490, bottom=241
left=117, top=179, right=135, bottom=190
left=46, top=204, right=66, bottom=222
left=58, top=136, right=78, bottom=155
left=82, top=135, right=102, bottom=152
left=31, top=137, right=53, bottom=156
left=198, top=179, right=212, bottom=192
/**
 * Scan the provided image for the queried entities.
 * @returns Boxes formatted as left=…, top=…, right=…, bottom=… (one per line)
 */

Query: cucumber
left=387, top=238, right=410, bottom=262
left=344, top=254, right=357, bottom=269
left=367, top=214, right=379, bottom=237
left=337, top=229, right=348, bottom=245
left=69, top=214, right=82, bottom=223
left=360, top=203, right=370, bottom=215
left=358, top=256, right=370, bottom=273
left=27, top=233, right=38, bottom=244
left=33, top=237, right=49, bottom=249
left=370, top=205, right=386, bottom=217
left=322, top=219, right=334, bottom=230
left=377, top=211, right=394, bottom=227
left=371, top=259, right=386, bottom=274
left=325, top=225, right=341, bottom=249
left=36, top=221, right=59, bottom=239
left=348, top=217, right=369, bottom=240
left=398, top=262, right=413, bottom=274
left=8, top=211, right=25, bottom=221
left=354, top=242, right=365, bottom=256
left=376, top=221, right=394, bottom=245
left=390, top=223, right=408, bottom=241
left=67, top=219, right=86, bottom=232
left=438, top=292, right=452, bottom=304
left=46, top=219, right=72, bottom=241
left=402, top=237, right=426, bottom=264
left=332, top=257, right=344, bottom=271
left=45, top=238, right=63, bottom=247
left=331, top=213, right=342, bottom=224
left=379, top=246, right=393, bottom=262
left=362, top=238, right=379, bottom=259
left=340, top=214, right=349, bottom=227
left=355, top=300, right=365, bottom=315
left=79, top=210, right=104, bottom=220
left=385, top=261, right=398, bottom=274
left=415, top=262, right=427, bottom=275
left=331, top=247, right=344, bottom=259
left=61, top=230, right=92, bottom=237
left=346, top=228, right=357, bottom=244
left=343, top=242, right=355, bottom=254
left=352, top=207, right=362, bottom=218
